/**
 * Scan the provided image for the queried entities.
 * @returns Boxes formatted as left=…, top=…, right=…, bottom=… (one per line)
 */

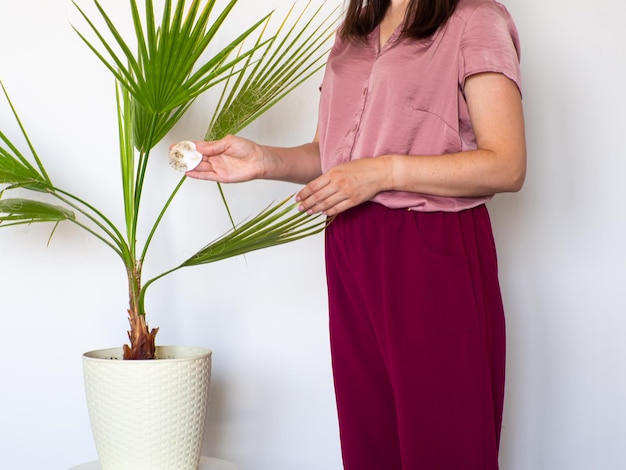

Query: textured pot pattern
left=82, top=346, right=212, bottom=470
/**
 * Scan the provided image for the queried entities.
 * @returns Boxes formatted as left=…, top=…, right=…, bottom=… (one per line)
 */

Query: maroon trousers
left=325, top=202, right=506, bottom=470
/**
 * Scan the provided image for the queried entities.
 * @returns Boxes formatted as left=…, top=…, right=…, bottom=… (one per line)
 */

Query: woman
left=186, top=0, right=525, bottom=468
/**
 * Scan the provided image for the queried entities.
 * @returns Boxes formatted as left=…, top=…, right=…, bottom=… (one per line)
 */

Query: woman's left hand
left=296, top=156, right=393, bottom=216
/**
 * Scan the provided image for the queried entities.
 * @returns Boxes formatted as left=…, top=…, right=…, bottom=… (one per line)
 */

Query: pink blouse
left=317, top=0, right=522, bottom=212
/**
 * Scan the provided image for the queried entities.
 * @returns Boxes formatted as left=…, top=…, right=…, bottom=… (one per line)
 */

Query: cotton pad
left=169, top=141, right=203, bottom=172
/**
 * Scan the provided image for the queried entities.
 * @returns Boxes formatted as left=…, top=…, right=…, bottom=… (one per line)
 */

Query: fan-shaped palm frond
left=207, top=1, right=339, bottom=140
left=138, top=197, right=327, bottom=312
left=72, top=0, right=271, bottom=114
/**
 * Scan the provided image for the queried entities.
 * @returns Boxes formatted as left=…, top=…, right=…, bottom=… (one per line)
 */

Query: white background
left=0, top=1, right=624, bottom=469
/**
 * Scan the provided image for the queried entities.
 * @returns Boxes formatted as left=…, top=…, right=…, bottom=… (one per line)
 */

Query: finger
left=297, top=185, right=333, bottom=213
left=323, top=198, right=358, bottom=216
left=299, top=186, right=346, bottom=214
left=185, top=168, right=217, bottom=180
left=193, top=139, right=229, bottom=157
left=185, top=159, right=217, bottom=180
left=296, top=175, right=332, bottom=203
left=311, top=187, right=365, bottom=215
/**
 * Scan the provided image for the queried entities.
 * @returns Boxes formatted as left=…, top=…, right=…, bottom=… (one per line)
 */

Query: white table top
left=69, top=456, right=237, bottom=470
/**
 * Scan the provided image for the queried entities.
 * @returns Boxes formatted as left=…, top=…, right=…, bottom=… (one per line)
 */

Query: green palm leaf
left=0, top=144, right=49, bottom=192
left=0, top=198, right=75, bottom=226
left=207, top=1, right=339, bottom=140
left=130, top=94, right=194, bottom=152
left=181, top=198, right=327, bottom=266
left=72, top=0, right=271, bottom=116
left=0, top=82, right=52, bottom=191
left=138, top=197, right=327, bottom=311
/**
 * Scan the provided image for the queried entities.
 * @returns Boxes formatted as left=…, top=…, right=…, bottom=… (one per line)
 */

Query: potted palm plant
left=0, top=0, right=336, bottom=468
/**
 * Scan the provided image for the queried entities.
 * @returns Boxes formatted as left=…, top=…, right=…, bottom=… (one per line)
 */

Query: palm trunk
left=123, top=307, right=159, bottom=360
left=122, top=263, right=158, bottom=360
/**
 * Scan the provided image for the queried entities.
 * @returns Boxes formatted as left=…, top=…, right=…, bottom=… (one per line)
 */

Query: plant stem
left=130, top=115, right=159, bottom=261
left=138, top=264, right=182, bottom=314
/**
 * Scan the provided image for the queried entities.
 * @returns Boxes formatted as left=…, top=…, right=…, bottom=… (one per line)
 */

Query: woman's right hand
left=184, top=135, right=266, bottom=183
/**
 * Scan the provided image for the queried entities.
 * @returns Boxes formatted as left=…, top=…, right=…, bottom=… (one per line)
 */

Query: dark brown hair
left=341, top=0, right=461, bottom=41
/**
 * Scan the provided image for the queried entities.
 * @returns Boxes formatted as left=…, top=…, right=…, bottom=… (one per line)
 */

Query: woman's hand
left=296, top=156, right=393, bottom=216
left=184, top=135, right=266, bottom=183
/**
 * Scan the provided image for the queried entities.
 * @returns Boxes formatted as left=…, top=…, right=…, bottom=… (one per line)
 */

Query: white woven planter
left=82, top=346, right=212, bottom=470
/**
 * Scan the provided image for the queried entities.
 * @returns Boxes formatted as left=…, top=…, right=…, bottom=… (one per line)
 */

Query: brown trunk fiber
left=123, top=307, right=159, bottom=360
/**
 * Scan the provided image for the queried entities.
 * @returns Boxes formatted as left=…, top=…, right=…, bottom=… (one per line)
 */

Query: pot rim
left=82, top=345, right=212, bottom=362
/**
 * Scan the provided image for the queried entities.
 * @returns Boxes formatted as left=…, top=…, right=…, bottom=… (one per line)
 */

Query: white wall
left=492, top=1, right=626, bottom=469
left=0, top=1, right=624, bottom=469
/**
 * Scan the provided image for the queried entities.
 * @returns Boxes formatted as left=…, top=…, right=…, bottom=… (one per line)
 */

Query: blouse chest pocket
left=366, top=55, right=463, bottom=156
left=397, top=105, right=463, bottom=157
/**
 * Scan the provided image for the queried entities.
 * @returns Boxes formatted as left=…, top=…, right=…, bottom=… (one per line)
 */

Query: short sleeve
left=460, top=2, right=522, bottom=93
